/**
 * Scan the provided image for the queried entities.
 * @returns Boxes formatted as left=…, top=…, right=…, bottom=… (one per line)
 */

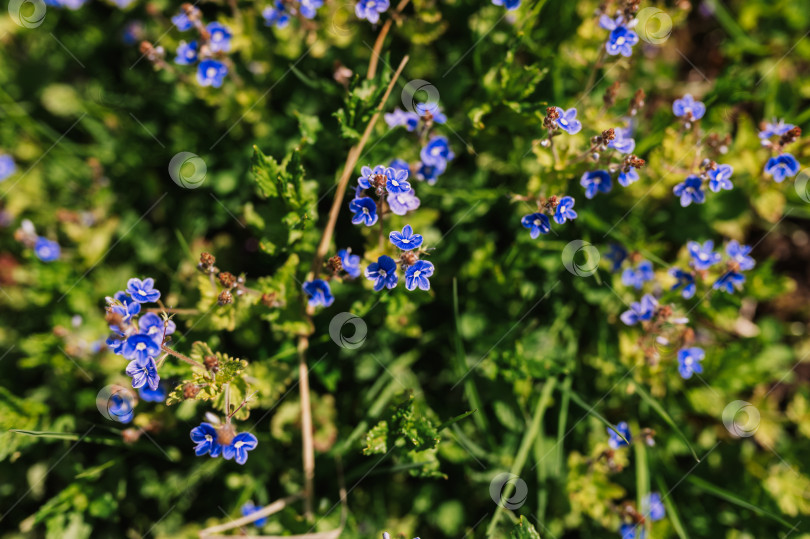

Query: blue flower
left=197, top=59, right=229, bottom=88
left=713, top=271, right=745, bottom=293
left=385, top=166, right=411, bottom=194
left=171, top=9, right=196, bottom=31
left=607, top=421, right=631, bottom=449
left=669, top=268, right=696, bottom=299
left=687, top=240, right=721, bottom=270
left=241, top=501, right=268, bottom=527
left=174, top=40, right=198, bottom=65
left=621, top=260, right=654, bottom=290
left=127, top=277, right=161, bottom=303
left=708, top=164, right=733, bottom=192
left=302, top=279, right=334, bottom=307
left=673, top=176, right=705, bottom=207
left=262, top=1, right=291, bottom=28
left=605, top=244, right=628, bottom=273
left=416, top=103, right=447, bottom=124
left=390, top=224, right=423, bottom=250
left=405, top=260, right=434, bottom=291
left=108, top=298, right=141, bottom=327
left=0, top=154, right=16, bottom=182
left=384, top=108, right=419, bottom=131
left=190, top=422, right=223, bottom=457
left=581, top=170, right=612, bottom=199
left=672, top=94, right=706, bottom=120
left=606, top=25, right=639, bottom=57
left=125, top=356, right=160, bottom=390
left=108, top=392, right=135, bottom=423
left=139, top=312, right=175, bottom=344
left=355, top=0, right=389, bottom=24
left=620, top=294, right=657, bottom=326
left=222, top=432, right=259, bottom=464
left=619, top=523, right=645, bottom=539
left=608, top=127, right=635, bottom=154
left=764, top=153, right=800, bottom=183
left=122, top=334, right=161, bottom=363
left=387, top=189, right=421, bottom=216
left=139, top=383, right=167, bottom=403
left=349, top=196, right=378, bottom=226
left=389, top=158, right=410, bottom=172
left=759, top=119, right=793, bottom=142
left=34, top=237, right=60, bottom=262
left=491, top=0, right=521, bottom=10
left=520, top=213, right=551, bottom=239
left=420, top=136, right=454, bottom=167
left=553, top=196, right=578, bottom=224
left=416, top=160, right=446, bottom=185
left=553, top=107, right=582, bottom=135
left=358, top=165, right=385, bottom=190
left=206, top=22, right=232, bottom=53
left=677, top=347, right=705, bottom=379
left=618, top=167, right=639, bottom=187
left=338, top=249, right=361, bottom=278
left=726, top=240, right=755, bottom=271
left=366, top=255, right=398, bottom=291
left=299, top=0, right=324, bottom=18
left=644, top=492, right=666, bottom=522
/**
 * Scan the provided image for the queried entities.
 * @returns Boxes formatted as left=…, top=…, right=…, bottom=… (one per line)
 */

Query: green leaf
left=510, top=516, right=541, bottom=538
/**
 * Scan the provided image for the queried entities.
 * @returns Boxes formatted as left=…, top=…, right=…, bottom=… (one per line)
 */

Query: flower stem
left=367, top=0, right=412, bottom=80
left=160, top=344, right=205, bottom=369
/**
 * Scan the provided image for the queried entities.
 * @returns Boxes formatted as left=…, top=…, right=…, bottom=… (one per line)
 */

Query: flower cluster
left=190, top=421, right=258, bottom=465
left=263, top=0, right=325, bottom=28
left=580, top=126, right=645, bottom=199
left=598, top=7, right=640, bottom=58
left=519, top=194, right=578, bottom=238
left=672, top=159, right=734, bottom=207
left=759, top=118, right=802, bottom=183
left=170, top=5, right=232, bottom=88
left=669, top=239, right=755, bottom=297
left=355, top=0, right=390, bottom=24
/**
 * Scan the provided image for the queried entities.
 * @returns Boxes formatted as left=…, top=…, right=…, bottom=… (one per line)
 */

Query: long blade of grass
left=568, top=389, right=629, bottom=446
left=655, top=476, right=689, bottom=539
left=687, top=476, right=794, bottom=529
left=634, top=384, right=700, bottom=462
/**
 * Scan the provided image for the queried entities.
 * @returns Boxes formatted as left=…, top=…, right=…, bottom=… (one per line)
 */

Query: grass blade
left=568, top=389, right=629, bottom=446
left=634, top=384, right=700, bottom=462
left=688, top=476, right=794, bottom=529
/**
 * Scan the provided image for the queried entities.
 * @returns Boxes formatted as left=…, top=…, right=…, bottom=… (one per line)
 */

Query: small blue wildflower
left=607, top=421, right=632, bottom=449
left=122, top=21, right=143, bottom=45
left=687, top=240, right=721, bottom=270
left=618, top=166, right=639, bottom=187
left=673, top=176, right=705, bottom=207
left=708, top=164, right=733, bottom=192
left=45, top=0, right=87, bottom=9
left=108, top=392, right=135, bottom=423
left=190, top=422, right=223, bottom=457
left=420, top=136, right=454, bottom=167
left=553, top=196, right=577, bottom=224
left=358, top=165, right=385, bottom=189
left=669, top=268, right=696, bottom=299
left=0, top=154, right=16, bottom=182
left=608, top=127, right=636, bottom=154
left=355, top=0, right=389, bottom=24
left=365, top=255, right=398, bottom=291
left=621, top=260, right=654, bottom=290
left=581, top=170, right=612, bottom=199
left=349, top=196, right=378, bottom=226
left=222, top=432, right=259, bottom=464
left=605, top=25, right=639, bottom=57
left=619, top=523, right=645, bottom=539
left=416, top=103, right=447, bottom=124
left=389, top=158, right=410, bottom=172
left=384, top=108, right=419, bottom=131
left=139, top=383, right=167, bottom=403
left=553, top=107, right=582, bottom=135
left=338, top=249, right=361, bottom=278
left=241, top=501, right=268, bottom=527
left=390, top=224, right=423, bottom=251
left=764, top=153, right=800, bottom=183
left=491, top=0, right=521, bottom=10
left=385, top=166, right=411, bottom=194
left=122, top=334, right=160, bottom=363
left=387, top=189, right=421, bottom=216
left=139, top=312, right=175, bottom=344
left=206, top=22, right=232, bottom=53
left=726, top=240, right=755, bottom=271
left=605, top=244, right=628, bottom=272
left=302, top=279, right=335, bottom=307
left=108, top=298, right=141, bottom=327
left=416, top=160, right=446, bottom=185
left=672, top=94, right=706, bottom=120
left=174, top=41, right=198, bottom=65
left=677, top=347, right=705, bottom=379
left=34, top=237, right=60, bottom=262
left=759, top=119, right=793, bottom=143
left=520, top=213, right=551, bottom=239
left=299, top=0, right=324, bottom=18
left=197, top=59, right=228, bottom=88
left=125, top=356, right=160, bottom=390
left=172, top=9, right=196, bottom=31
left=127, top=277, right=161, bottom=303
left=644, top=492, right=666, bottom=522
left=620, top=294, right=657, bottom=326
left=405, top=260, right=434, bottom=291
left=262, top=1, right=291, bottom=28
left=713, top=271, right=745, bottom=293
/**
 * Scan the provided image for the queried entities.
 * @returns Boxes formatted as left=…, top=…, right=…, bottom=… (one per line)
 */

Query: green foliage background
left=1, top=0, right=810, bottom=537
